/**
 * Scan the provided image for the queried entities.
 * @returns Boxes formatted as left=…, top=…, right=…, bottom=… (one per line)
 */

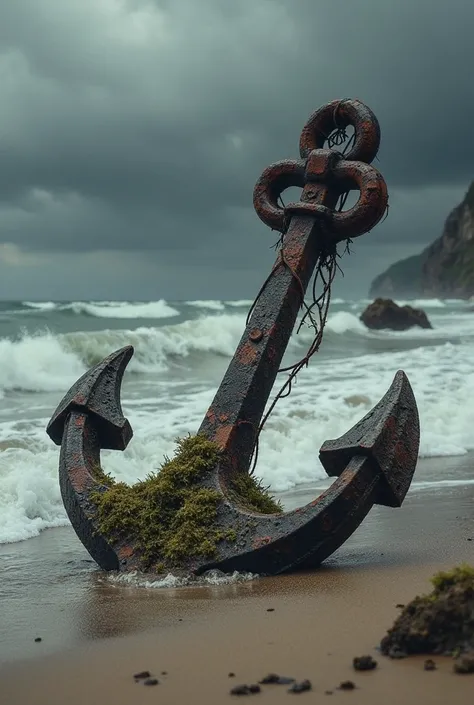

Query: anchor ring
left=299, top=98, right=381, bottom=163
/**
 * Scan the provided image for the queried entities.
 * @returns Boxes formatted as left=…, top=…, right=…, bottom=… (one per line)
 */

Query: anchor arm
left=201, top=454, right=379, bottom=575
left=57, top=410, right=120, bottom=571
left=194, top=369, right=419, bottom=576
left=46, top=346, right=141, bottom=571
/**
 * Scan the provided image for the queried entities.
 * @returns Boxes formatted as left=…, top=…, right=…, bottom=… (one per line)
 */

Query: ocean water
left=1, top=296, right=474, bottom=549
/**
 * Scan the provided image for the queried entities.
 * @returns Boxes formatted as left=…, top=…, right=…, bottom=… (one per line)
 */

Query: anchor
left=46, top=99, right=420, bottom=576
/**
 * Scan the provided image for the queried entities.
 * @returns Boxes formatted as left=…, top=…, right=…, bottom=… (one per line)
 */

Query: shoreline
left=1, top=455, right=474, bottom=660
left=2, top=561, right=474, bottom=704
left=1, top=455, right=474, bottom=703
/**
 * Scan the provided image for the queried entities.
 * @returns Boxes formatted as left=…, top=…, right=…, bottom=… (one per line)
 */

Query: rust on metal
left=46, top=98, right=420, bottom=577
left=249, top=328, right=263, bottom=343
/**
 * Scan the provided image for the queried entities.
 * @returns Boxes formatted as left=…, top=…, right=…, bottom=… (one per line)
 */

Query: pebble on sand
left=288, top=679, right=312, bottom=693
left=353, top=655, right=377, bottom=671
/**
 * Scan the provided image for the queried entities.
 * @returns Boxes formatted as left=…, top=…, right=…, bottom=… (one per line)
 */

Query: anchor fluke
left=45, top=345, right=138, bottom=572
left=319, top=370, right=419, bottom=507
left=46, top=345, right=134, bottom=451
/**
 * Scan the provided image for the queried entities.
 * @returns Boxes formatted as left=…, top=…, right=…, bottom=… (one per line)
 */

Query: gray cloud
left=0, top=0, right=472, bottom=298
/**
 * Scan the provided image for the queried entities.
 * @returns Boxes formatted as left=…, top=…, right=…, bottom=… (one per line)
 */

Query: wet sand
left=2, top=563, right=474, bottom=704
left=1, top=456, right=474, bottom=703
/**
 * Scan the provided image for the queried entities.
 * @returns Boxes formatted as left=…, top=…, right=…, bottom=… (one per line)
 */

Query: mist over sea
left=1, top=296, right=474, bottom=548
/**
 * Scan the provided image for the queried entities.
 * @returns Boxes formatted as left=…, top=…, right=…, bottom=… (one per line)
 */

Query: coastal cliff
left=369, top=182, right=474, bottom=299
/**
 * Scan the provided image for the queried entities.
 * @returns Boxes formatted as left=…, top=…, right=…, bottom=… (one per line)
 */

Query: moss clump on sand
left=90, top=434, right=281, bottom=572
left=380, top=564, right=474, bottom=657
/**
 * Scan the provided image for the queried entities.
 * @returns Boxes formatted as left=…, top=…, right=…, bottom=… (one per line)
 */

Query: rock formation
left=370, top=182, right=474, bottom=298
left=380, top=565, right=474, bottom=661
left=360, top=298, right=432, bottom=331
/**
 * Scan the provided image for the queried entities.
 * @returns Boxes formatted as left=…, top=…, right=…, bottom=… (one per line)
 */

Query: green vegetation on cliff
left=369, top=181, right=474, bottom=299
left=369, top=252, right=426, bottom=298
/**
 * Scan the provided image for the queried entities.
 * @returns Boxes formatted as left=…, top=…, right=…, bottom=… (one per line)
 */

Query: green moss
left=430, top=563, right=474, bottom=593
left=380, top=564, right=474, bottom=657
left=226, top=473, right=283, bottom=514
left=369, top=252, right=426, bottom=298
left=90, top=434, right=280, bottom=571
left=91, top=464, right=116, bottom=487
left=90, top=435, right=227, bottom=570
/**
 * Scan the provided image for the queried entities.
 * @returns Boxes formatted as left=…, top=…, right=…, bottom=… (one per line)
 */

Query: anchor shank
left=199, top=184, right=339, bottom=473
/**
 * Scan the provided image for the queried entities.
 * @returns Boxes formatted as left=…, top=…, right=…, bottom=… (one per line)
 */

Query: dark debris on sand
left=353, top=655, right=377, bottom=671
left=259, top=673, right=295, bottom=685
left=231, top=674, right=311, bottom=696
left=288, top=679, right=312, bottom=693
left=424, top=659, right=436, bottom=671
left=143, top=678, right=159, bottom=686
left=380, top=565, right=474, bottom=664
left=133, top=671, right=160, bottom=685
left=338, top=680, right=356, bottom=690
left=453, top=655, right=474, bottom=674
left=230, top=684, right=261, bottom=696
left=133, top=670, right=151, bottom=680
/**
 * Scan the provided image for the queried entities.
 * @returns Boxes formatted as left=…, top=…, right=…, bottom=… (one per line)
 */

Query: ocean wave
left=0, top=310, right=395, bottom=395
left=4, top=298, right=474, bottom=545
left=324, top=311, right=367, bottom=335
left=23, top=301, right=58, bottom=311
left=0, top=331, right=84, bottom=393
left=185, top=300, right=225, bottom=311
left=3, top=302, right=474, bottom=395
left=22, top=300, right=180, bottom=319
left=224, top=299, right=253, bottom=308
left=394, top=298, right=447, bottom=309
left=0, top=314, right=247, bottom=393
left=3, top=339, right=474, bottom=544
left=69, top=301, right=180, bottom=319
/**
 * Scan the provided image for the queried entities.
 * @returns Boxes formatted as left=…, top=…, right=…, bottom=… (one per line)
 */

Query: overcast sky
left=0, top=0, right=472, bottom=300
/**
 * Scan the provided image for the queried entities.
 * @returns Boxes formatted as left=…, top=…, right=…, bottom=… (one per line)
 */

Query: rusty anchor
left=46, top=99, right=420, bottom=577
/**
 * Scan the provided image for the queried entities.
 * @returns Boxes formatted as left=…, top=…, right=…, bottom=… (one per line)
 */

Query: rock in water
left=380, top=565, right=474, bottom=658
left=360, top=298, right=432, bottom=331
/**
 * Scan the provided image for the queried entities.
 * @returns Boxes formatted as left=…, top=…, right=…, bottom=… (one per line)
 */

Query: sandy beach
left=1, top=455, right=473, bottom=704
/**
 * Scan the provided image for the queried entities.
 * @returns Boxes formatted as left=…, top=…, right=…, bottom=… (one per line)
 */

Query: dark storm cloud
left=0, top=0, right=472, bottom=297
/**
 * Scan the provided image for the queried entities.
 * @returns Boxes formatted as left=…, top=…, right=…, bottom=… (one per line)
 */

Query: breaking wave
left=3, top=298, right=474, bottom=545
left=22, top=300, right=180, bottom=319
left=1, top=304, right=474, bottom=396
